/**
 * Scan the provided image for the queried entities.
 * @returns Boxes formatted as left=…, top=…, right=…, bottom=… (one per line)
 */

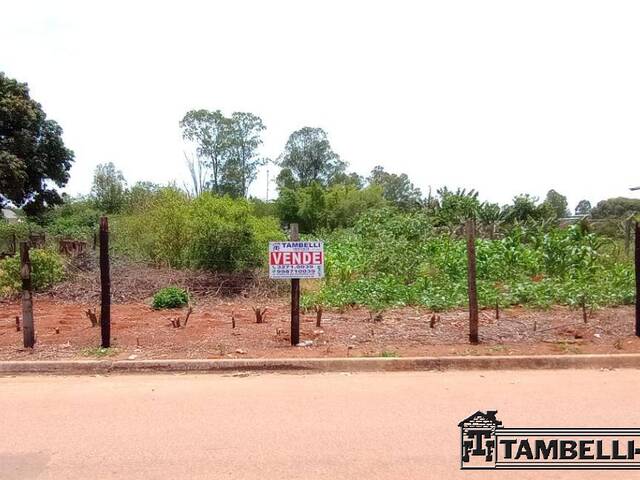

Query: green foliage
left=91, top=162, right=127, bottom=213
left=575, top=199, right=592, bottom=216
left=112, top=188, right=284, bottom=271
left=591, top=197, right=640, bottom=219
left=278, top=127, right=345, bottom=187
left=81, top=346, right=117, bottom=357
left=0, top=72, right=74, bottom=214
left=152, top=286, right=189, bottom=309
left=368, top=166, right=422, bottom=210
left=543, top=189, right=570, bottom=218
left=0, top=248, right=65, bottom=295
left=276, top=183, right=385, bottom=232
left=42, top=197, right=100, bottom=239
left=180, top=109, right=266, bottom=197
left=303, top=211, right=633, bottom=312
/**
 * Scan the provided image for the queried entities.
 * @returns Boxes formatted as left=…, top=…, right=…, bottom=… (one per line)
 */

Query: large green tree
left=575, top=199, right=592, bottom=216
left=222, top=112, right=266, bottom=197
left=591, top=197, right=640, bottom=218
left=543, top=189, right=569, bottom=218
left=0, top=72, right=74, bottom=214
left=91, top=162, right=126, bottom=213
left=278, top=127, right=345, bottom=187
left=180, top=110, right=266, bottom=197
left=368, top=165, right=422, bottom=210
left=180, top=109, right=228, bottom=194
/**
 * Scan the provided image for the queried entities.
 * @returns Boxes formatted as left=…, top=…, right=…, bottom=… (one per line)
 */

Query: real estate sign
left=269, top=241, right=324, bottom=279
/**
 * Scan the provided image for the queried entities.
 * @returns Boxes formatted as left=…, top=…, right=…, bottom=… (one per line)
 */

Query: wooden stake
left=315, top=305, right=323, bottom=328
left=99, top=217, right=111, bottom=348
left=290, top=223, right=300, bottom=346
left=635, top=222, right=640, bottom=337
left=20, top=242, right=35, bottom=348
left=466, top=218, right=479, bottom=344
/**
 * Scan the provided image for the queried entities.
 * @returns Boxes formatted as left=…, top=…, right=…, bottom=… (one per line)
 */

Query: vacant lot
left=1, top=297, right=639, bottom=360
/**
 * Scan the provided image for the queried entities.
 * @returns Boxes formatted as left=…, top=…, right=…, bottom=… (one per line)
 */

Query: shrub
left=43, top=198, right=101, bottom=240
left=152, top=286, right=189, bottom=309
left=112, top=188, right=284, bottom=271
left=305, top=213, right=634, bottom=311
left=0, top=248, right=65, bottom=296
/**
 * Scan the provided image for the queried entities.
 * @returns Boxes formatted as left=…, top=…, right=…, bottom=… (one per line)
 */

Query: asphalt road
left=1, top=370, right=640, bottom=479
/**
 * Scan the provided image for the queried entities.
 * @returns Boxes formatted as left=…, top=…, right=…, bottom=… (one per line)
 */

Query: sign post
left=290, top=224, right=300, bottom=345
left=269, top=225, right=324, bottom=346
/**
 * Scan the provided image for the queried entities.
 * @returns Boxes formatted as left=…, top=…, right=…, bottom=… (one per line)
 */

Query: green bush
left=152, top=286, right=189, bottom=309
left=304, top=213, right=634, bottom=311
left=112, top=188, right=284, bottom=271
left=43, top=199, right=101, bottom=240
left=0, top=248, right=65, bottom=296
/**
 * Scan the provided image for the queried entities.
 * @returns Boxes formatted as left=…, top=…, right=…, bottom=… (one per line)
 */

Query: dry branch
left=253, top=307, right=267, bottom=324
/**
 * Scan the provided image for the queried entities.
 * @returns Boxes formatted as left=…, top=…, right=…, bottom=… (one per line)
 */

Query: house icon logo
left=459, top=410, right=502, bottom=469
left=458, top=410, right=640, bottom=470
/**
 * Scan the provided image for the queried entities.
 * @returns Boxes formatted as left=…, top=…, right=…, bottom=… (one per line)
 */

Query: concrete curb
left=1, top=354, right=640, bottom=375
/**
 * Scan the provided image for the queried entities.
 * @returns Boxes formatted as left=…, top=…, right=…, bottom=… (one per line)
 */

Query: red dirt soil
left=1, top=298, right=639, bottom=360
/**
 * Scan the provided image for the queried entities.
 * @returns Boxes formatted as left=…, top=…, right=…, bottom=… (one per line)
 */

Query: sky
left=1, top=0, right=639, bottom=210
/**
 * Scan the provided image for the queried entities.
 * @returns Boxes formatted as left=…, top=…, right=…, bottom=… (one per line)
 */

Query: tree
left=503, top=194, right=555, bottom=223
left=275, top=168, right=298, bottom=191
left=0, top=72, right=74, bottom=214
left=367, top=166, right=422, bottom=210
left=223, top=112, right=266, bottom=197
left=591, top=197, right=640, bottom=218
left=124, top=181, right=160, bottom=213
left=477, top=202, right=503, bottom=239
left=180, top=110, right=228, bottom=193
left=183, top=151, right=209, bottom=197
left=434, top=187, right=480, bottom=230
left=328, top=171, right=364, bottom=189
left=278, top=127, right=345, bottom=186
left=543, top=189, right=569, bottom=218
left=575, top=200, right=592, bottom=216
left=91, top=163, right=126, bottom=213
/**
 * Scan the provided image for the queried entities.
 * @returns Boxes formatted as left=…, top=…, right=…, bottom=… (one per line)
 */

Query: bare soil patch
left=1, top=298, right=639, bottom=360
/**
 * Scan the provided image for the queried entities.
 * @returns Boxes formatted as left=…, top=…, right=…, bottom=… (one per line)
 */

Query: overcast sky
left=2, top=0, right=639, bottom=210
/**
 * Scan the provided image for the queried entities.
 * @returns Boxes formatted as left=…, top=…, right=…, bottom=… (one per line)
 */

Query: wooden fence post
left=466, top=218, right=479, bottom=344
left=635, top=222, right=640, bottom=337
left=20, top=242, right=35, bottom=348
left=100, top=217, right=111, bottom=348
left=290, top=223, right=300, bottom=346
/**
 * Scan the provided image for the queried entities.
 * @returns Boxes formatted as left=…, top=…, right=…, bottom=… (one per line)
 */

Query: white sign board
left=269, top=241, right=324, bottom=279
